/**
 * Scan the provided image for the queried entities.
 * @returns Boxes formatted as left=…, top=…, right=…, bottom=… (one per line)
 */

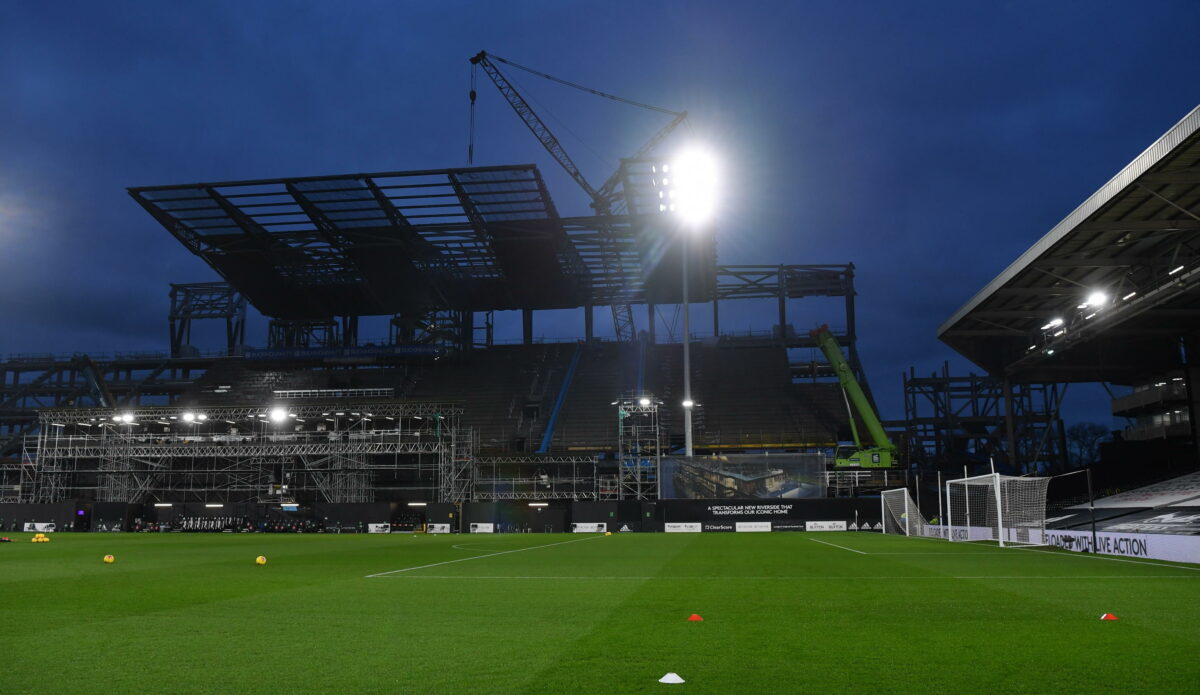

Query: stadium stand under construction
left=0, top=160, right=876, bottom=508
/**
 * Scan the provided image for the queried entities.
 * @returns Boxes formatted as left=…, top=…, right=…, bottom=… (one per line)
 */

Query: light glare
left=671, top=147, right=718, bottom=226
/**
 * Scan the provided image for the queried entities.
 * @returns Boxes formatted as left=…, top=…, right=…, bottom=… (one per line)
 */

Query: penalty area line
left=365, top=535, right=604, bottom=578
left=808, top=538, right=869, bottom=554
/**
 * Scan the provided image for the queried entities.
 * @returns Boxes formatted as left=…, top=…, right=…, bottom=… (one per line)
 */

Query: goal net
left=880, top=488, right=933, bottom=538
left=946, top=473, right=1050, bottom=547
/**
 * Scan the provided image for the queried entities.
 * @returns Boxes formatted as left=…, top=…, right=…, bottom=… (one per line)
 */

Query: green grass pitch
left=2, top=531, right=1198, bottom=694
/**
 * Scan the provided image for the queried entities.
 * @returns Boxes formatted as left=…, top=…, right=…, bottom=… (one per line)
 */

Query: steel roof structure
left=939, top=105, right=1200, bottom=383
left=130, top=164, right=715, bottom=320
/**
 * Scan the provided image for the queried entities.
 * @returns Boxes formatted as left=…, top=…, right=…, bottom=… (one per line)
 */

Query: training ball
left=255, top=556, right=267, bottom=566
left=103, top=554, right=115, bottom=564
left=605, top=531, right=612, bottom=536
left=31, top=537, right=38, bottom=543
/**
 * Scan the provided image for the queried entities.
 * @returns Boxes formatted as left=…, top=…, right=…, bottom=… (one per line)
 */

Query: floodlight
left=205, top=503, right=223, bottom=508
left=1084, top=291, right=1107, bottom=308
left=1122, top=291, right=1137, bottom=301
left=682, top=399, right=694, bottom=408
left=120, top=413, right=134, bottom=424
left=406, top=502, right=427, bottom=507
left=153, top=503, right=173, bottom=507
left=528, top=502, right=549, bottom=507
left=112, top=415, right=121, bottom=422
left=269, top=408, right=288, bottom=423
left=182, top=412, right=195, bottom=422
left=1040, top=318, right=1063, bottom=330
left=638, top=397, right=651, bottom=407
left=1169, top=265, right=1184, bottom=275
left=197, top=413, right=207, bottom=421
left=671, top=147, right=718, bottom=226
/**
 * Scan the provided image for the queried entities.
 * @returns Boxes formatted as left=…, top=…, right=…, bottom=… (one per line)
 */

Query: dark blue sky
left=3, top=1, right=1199, bottom=423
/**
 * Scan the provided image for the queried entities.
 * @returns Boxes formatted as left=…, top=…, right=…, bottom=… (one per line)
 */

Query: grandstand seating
left=176, top=341, right=847, bottom=452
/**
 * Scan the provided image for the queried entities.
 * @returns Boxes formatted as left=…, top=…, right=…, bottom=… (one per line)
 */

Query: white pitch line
left=365, top=535, right=603, bottom=578
left=374, top=576, right=1200, bottom=580
left=1011, top=546, right=1200, bottom=572
left=808, top=538, right=868, bottom=554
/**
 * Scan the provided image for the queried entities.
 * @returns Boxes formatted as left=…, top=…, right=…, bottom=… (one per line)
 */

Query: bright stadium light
left=269, top=408, right=288, bottom=423
left=669, top=147, right=719, bottom=226
left=638, top=397, right=651, bottom=407
left=407, top=502, right=427, bottom=507
left=1040, top=318, right=1063, bottom=331
left=196, top=413, right=207, bottom=421
left=1081, top=291, right=1107, bottom=309
left=682, top=399, right=694, bottom=408
left=120, top=413, right=134, bottom=424
left=182, top=412, right=195, bottom=422
left=205, top=503, right=223, bottom=508
left=528, top=502, right=549, bottom=507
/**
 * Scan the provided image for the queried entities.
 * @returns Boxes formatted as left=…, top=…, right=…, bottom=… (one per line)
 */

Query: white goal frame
left=880, top=488, right=934, bottom=538
left=946, top=473, right=1049, bottom=547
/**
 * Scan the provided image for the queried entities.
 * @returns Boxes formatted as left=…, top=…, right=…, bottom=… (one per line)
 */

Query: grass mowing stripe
left=364, top=534, right=604, bottom=577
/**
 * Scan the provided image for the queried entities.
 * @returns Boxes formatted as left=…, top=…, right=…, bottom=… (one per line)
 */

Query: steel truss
left=903, top=364, right=1066, bottom=473
left=616, top=395, right=661, bottom=500
left=169, top=283, right=246, bottom=358
left=23, top=402, right=471, bottom=504
left=472, top=455, right=601, bottom=500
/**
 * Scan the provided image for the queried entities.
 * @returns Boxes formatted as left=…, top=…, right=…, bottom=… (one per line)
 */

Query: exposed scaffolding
left=472, top=455, right=602, bottom=500
left=20, top=402, right=469, bottom=505
left=616, top=394, right=661, bottom=500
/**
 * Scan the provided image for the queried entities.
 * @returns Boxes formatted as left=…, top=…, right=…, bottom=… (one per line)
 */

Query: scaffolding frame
left=616, top=394, right=661, bottom=500
left=21, top=402, right=470, bottom=504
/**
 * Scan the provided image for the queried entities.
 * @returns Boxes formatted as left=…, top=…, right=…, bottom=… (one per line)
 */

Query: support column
left=647, top=304, right=656, bottom=344
left=712, top=298, right=720, bottom=337
left=777, top=265, right=787, bottom=338
left=1003, top=376, right=1019, bottom=473
left=1183, top=336, right=1200, bottom=466
left=584, top=304, right=594, bottom=341
left=522, top=309, right=533, bottom=346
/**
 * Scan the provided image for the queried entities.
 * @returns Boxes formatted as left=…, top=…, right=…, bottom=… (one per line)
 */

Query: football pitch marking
left=365, top=535, right=603, bottom=578
left=376, top=574, right=1200, bottom=580
left=808, top=538, right=869, bottom=554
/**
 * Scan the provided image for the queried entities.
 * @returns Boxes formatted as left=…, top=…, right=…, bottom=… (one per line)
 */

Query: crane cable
left=469, top=51, right=683, bottom=167
left=485, top=52, right=684, bottom=117
left=468, top=63, right=478, bottom=165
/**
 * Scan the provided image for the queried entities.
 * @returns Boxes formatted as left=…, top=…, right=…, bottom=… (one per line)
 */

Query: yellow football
left=605, top=531, right=612, bottom=536
left=255, top=555, right=267, bottom=566
left=103, top=554, right=115, bottom=564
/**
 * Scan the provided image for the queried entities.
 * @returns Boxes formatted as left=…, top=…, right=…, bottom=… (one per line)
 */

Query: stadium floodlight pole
left=682, top=230, right=693, bottom=457
left=668, top=147, right=718, bottom=458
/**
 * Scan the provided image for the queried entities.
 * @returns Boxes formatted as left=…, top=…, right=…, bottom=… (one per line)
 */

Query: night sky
left=3, top=1, right=1199, bottom=424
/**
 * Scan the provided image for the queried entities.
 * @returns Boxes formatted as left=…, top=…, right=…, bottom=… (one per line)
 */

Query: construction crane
left=811, top=325, right=897, bottom=468
left=469, top=50, right=688, bottom=341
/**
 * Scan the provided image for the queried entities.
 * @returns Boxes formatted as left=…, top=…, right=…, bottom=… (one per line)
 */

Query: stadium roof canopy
left=939, top=105, right=1200, bottom=384
left=130, top=164, right=715, bottom=319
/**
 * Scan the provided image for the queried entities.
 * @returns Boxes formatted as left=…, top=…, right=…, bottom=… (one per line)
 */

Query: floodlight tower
left=651, top=148, right=718, bottom=457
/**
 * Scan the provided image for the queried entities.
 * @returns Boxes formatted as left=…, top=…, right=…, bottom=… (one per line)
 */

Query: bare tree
left=1066, top=422, right=1110, bottom=468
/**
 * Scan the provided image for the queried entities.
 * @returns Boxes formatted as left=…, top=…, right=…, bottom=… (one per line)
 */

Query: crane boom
left=812, top=324, right=896, bottom=467
left=470, top=51, right=600, bottom=202
left=470, top=50, right=685, bottom=343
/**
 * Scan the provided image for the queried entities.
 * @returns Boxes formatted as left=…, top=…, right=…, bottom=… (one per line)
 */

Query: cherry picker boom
left=811, top=325, right=896, bottom=468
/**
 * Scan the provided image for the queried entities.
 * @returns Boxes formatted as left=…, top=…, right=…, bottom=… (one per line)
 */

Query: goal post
left=881, top=488, right=931, bottom=538
left=946, top=473, right=1050, bottom=547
